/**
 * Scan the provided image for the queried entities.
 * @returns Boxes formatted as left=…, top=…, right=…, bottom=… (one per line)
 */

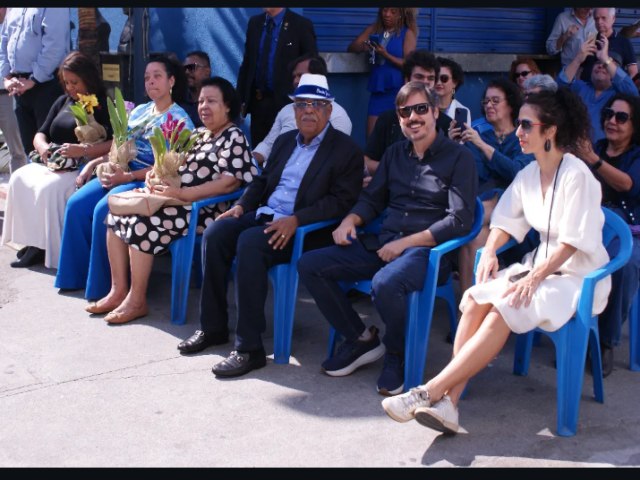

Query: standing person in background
left=580, top=8, right=638, bottom=82
left=182, top=50, right=212, bottom=128
left=236, top=7, right=317, bottom=147
left=0, top=8, right=70, bottom=154
left=546, top=7, right=595, bottom=68
left=0, top=8, right=27, bottom=174
left=348, top=7, right=418, bottom=137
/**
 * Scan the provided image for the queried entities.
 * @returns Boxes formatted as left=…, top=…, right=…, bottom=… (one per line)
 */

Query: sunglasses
left=437, top=74, right=450, bottom=83
left=184, top=63, right=206, bottom=72
left=293, top=99, right=330, bottom=109
left=602, top=107, right=630, bottom=124
left=516, top=119, right=546, bottom=132
left=397, top=102, right=430, bottom=118
left=514, top=70, right=531, bottom=79
left=481, top=97, right=505, bottom=106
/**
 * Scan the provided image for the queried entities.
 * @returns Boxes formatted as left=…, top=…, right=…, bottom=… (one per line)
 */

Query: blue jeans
left=298, top=240, right=448, bottom=354
left=599, top=236, right=640, bottom=347
left=198, top=212, right=294, bottom=352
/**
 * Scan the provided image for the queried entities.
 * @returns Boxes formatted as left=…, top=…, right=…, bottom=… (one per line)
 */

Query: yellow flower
left=78, top=93, right=99, bottom=115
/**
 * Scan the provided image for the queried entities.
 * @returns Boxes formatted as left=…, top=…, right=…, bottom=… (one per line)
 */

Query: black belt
left=9, top=72, right=32, bottom=79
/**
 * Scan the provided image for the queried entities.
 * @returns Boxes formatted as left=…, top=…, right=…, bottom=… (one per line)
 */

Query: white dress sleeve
left=489, top=168, right=531, bottom=243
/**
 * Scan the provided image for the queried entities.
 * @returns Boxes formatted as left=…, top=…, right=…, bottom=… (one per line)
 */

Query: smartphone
left=368, top=33, right=381, bottom=47
left=596, top=32, right=604, bottom=50
left=359, top=232, right=382, bottom=252
left=454, top=107, right=468, bottom=131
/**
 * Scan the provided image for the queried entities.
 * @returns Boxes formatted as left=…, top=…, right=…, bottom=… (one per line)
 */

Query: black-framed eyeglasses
left=514, top=70, right=531, bottom=79
left=602, top=107, right=630, bottom=124
left=397, top=102, right=430, bottom=118
left=516, top=118, right=546, bottom=132
left=184, top=63, right=206, bottom=72
left=481, top=96, right=505, bottom=106
left=437, top=74, right=450, bottom=84
left=293, top=99, right=330, bottom=109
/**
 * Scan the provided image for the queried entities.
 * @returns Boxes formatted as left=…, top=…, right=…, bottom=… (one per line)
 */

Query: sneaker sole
left=381, top=402, right=412, bottom=423
left=415, top=409, right=458, bottom=435
left=323, top=343, right=386, bottom=377
left=377, top=383, right=404, bottom=397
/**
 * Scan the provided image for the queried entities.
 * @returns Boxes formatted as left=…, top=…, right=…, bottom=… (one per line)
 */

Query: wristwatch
left=591, top=158, right=604, bottom=171
left=604, top=57, right=613, bottom=66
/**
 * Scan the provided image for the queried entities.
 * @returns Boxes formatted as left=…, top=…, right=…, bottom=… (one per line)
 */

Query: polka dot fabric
left=107, top=125, right=257, bottom=255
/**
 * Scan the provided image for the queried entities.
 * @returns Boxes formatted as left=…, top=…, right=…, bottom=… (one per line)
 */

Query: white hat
left=289, top=73, right=335, bottom=102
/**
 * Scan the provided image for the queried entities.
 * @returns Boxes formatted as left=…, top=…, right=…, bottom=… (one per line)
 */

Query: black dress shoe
left=16, top=246, right=29, bottom=259
left=601, top=345, right=614, bottom=378
left=177, top=329, right=229, bottom=354
left=10, top=246, right=45, bottom=268
left=212, top=349, right=267, bottom=378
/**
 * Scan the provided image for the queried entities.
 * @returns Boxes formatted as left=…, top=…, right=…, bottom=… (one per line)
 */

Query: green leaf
left=114, top=87, right=128, bottom=134
left=175, top=128, right=192, bottom=151
left=69, top=104, right=88, bottom=125
left=107, top=97, right=124, bottom=145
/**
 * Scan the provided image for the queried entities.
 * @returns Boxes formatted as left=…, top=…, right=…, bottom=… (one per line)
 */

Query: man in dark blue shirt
left=298, top=81, right=477, bottom=396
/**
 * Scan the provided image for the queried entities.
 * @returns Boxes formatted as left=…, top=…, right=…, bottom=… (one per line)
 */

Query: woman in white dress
left=381, top=88, right=611, bottom=434
left=1, top=51, right=112, bottom=269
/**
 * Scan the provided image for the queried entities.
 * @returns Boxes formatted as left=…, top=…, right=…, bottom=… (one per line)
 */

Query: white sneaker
left=381, top=387, right=431, bottom=423
left=414, top=395, right=459, bottom=434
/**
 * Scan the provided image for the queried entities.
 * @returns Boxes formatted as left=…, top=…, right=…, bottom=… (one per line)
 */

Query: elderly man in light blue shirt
left=0, top=8, right=70, bottom=153
left=546, top=8, right=596, bottom=67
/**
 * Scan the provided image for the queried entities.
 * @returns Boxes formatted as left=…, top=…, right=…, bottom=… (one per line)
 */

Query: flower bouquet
left=69, top=93, right=107, bottom=145
left=40, top=93, right=108, bottom=172
left=146, top=113, right=198, bottom=189
left=96, top=87, right=137, bottom=183
left=108, top=114, right=199, bottom=216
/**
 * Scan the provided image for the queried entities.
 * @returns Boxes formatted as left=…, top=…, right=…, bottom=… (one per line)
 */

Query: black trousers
left=14, top=79, right=63, bottom=153
left=249, top=93, right=281, bottom=148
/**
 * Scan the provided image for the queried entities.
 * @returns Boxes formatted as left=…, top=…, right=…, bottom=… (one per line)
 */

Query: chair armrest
left=474, top=237, right=519, bottom=274
left=192, top=188, right=244, bottom=211
left=291, top=218, right=341, bottom=261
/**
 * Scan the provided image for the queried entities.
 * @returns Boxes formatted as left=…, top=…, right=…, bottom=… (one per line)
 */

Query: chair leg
left=404, top=291, right=435, bottom=390
left=436, top=279, right=458, bottom=339
left=271, top=265, right=297, bottom=365
left=630, top=291, right=640, bottom=371
left=554, top=326, right=588, bottom=437
left=170, top=237, right=193, bottom=326
left=513, top=332, right=535, bottom=376
left=588, top=324, right=604, bottom=403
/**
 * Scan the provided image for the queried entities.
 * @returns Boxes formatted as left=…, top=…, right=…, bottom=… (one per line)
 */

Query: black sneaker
left=321, top=326, right=385, bottom=377
left=377, top=352, right=404, bottom=396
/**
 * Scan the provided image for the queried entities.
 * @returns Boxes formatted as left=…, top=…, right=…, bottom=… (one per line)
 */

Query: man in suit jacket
left=178, top=74, right=364, bottom=379
left=236, top=7, right=317, bottom=147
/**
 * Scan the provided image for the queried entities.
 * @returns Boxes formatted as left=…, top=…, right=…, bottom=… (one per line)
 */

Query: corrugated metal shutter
left=304, top=7, right=551, bottom=54
left=615, top=8, right=640, bottom=56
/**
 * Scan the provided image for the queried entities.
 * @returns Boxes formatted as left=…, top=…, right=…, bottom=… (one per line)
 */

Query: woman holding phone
left=348, top=7, right=418, bottom=136
left=435, top=56, right=471, bottom=127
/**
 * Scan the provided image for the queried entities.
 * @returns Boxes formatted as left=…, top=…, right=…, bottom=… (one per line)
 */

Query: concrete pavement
left=0, top=173, right=639, bottom=467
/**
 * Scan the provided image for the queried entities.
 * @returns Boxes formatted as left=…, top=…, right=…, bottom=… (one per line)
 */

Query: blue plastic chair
left=327, top=197, right=484, bottom=390
left=627, top=288, right=640, bottom=371
left=268, top=218, right=341, bottom=364
left=474, top=207, right=632, bottom=436
left=168, top=190, right=245, bottom=325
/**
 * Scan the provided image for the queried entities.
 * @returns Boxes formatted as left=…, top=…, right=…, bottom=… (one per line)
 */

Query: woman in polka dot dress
left=90, top=77, right=258, bottom=324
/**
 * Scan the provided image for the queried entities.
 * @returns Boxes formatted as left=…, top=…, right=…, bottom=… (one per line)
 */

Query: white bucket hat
left=289, top=73, right=335, bottom=101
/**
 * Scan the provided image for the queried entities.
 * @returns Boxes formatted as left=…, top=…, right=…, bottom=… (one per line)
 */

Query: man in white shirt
left=251, top=53, right=352, bottom=166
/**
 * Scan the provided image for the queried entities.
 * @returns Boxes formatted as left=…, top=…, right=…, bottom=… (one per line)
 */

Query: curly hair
left=523, top=87, right=591, bottom=152
left=481, top=77, right=522, bottom=124
left=402, top=49, right=440, bottom=81
left=601, top=93, right=640, bottom=146
left=373, top=8, right=419, bottom=35
left=436, top=56, right=465, bottom=88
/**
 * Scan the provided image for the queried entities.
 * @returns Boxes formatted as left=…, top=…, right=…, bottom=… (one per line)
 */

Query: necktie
left=257, top=17, right=274, bottom=92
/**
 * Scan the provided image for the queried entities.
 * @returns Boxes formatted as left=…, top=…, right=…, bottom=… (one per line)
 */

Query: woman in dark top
left=1, top=51, right=112, bottom=269
left=575, top=92, right=640, bottom=377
